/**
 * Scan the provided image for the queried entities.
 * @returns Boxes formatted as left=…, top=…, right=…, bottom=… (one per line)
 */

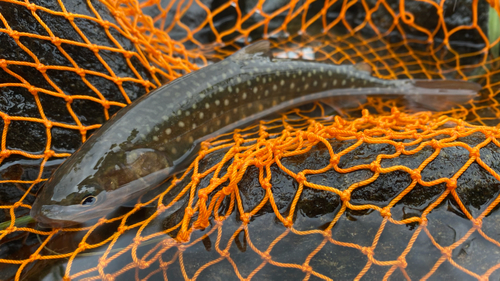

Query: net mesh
left=0, top=0, right=500, bottom=280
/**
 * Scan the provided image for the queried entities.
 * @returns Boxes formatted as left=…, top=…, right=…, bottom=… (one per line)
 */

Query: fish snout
left=30, top=204, right=81, bottom=228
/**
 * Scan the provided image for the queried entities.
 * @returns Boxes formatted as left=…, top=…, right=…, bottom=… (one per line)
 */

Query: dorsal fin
left=354, top=62, right=372, bottom=74
left=229, top=40, right=272, bottom=61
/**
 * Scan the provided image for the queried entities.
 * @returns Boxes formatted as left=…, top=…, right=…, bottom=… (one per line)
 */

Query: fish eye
left=81, top=195, right=97, bottom=206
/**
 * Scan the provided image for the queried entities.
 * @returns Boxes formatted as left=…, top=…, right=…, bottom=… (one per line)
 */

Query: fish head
left=31, top=142, right=171, bottom=228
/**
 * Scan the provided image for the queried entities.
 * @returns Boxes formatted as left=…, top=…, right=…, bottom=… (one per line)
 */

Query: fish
left=30, top=40, right=481, bottom=227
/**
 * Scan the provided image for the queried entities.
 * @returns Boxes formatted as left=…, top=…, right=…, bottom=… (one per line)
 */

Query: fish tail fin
left=403, top=79, right=481, bottom=111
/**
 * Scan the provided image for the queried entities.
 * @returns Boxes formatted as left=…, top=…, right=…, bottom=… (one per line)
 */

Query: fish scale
left=30, top=40, right=481, bottom=227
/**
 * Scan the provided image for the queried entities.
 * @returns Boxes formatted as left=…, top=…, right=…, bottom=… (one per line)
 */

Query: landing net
left=0, top=0, right=499, bottom=280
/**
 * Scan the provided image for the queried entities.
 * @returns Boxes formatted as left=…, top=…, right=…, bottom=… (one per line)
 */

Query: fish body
left=30, top=41, right=481, bottom=227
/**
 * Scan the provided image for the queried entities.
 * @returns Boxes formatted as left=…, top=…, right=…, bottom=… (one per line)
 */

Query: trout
left=30, top=41, right=481, bottom=227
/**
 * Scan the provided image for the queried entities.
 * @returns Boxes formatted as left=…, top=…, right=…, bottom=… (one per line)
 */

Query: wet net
left=1, top=0, right=500, bottom=280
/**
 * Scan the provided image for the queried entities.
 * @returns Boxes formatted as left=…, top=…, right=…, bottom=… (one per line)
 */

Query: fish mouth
left=30, top=206, right=77, bottom=228
left=30, top=204, right=104, bottom=228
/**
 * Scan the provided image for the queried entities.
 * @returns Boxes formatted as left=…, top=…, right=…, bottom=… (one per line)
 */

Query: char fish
left=30, top=41, right=481, bottom=227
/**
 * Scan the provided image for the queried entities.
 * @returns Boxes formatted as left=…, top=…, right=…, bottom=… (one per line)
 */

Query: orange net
left=1, top=0, right=500, bottom=280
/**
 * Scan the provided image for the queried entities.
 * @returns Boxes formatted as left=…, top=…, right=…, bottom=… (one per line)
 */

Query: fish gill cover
left=0, top=0, right=499, bottom=280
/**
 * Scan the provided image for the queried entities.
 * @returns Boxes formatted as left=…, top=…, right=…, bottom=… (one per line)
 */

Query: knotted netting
left=0, top=0, right=500, bottom=280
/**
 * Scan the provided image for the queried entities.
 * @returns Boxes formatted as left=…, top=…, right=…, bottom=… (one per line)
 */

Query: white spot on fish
left=333, top=79, right=337, bottom=85
left=265, top=89, right=269, bottom=96
left=224, top=99, right=229, bottom=106
left=237, top=77, right=242, bottom=83
left=153, top=136, right=159, bottom=141
left=280, top=80, right=285, bottom=86
left=192, top=104, right=197, bottom=109
left=154, top=126, right=159, bottom=132
left=247, top=81, right=252, bottom=86
left=313, top=80, right=318, bottom=86
left=222, top=73, right=227, bottom=79
left=273, top=84, right=278, bottom=91
left=171, top=148, right=177, bottom=154
left=162, top=115, right=169, bottom=121
left=205, top=103, right=210, bottom=109
left=304, top=83, right=309, bottom=90
left=290, top=82, right=295, bottom=89
left=322, top=82, right=327, bottom=88
left=179, top=121, right=185, bottom=127
left=342, top=80, right=346, bottom=86
left=166, top=128, right=172, bottom=135
left=308, top=72, right=312, bottom=77
left=185, top=111, right=190, bottom=116
left=215, top=100, right=220, bottom=106
left=253, top=87, right=258, bottom=94
left=189, top=136, right=194, bottom=143
left=228, top=85, right=233, bottom=92
left=199, top=112, right=204, bottom=119
left=242, top=92, right=247, bottom=99
left=236, top=87, right=240, bottom=93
